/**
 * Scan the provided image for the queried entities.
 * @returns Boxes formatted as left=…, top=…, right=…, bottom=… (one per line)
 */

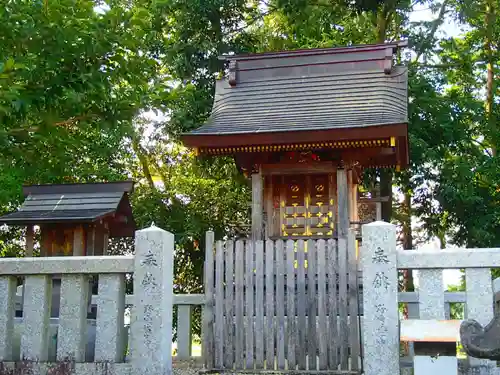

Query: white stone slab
left=414, top=355, right=458, bottom=375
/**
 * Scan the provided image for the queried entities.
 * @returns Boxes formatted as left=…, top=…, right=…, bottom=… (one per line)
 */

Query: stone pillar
left=95, top=274, right=126, bottom=362
left=361, top=221, right=399, bottom=375
left=415, top=269, right=456, bottom=374
left=0, top=276, right=16, bottom=361
left=251, top=167, right=263, bottom=242
left=21, top=275, right=52, bottom=361
left=130, top=225, right=174, bottom=375
left=57, top=274, right=90, bottom=362
left=419, top=269, right=445, bottom=320
left=465, top=268, right=495, bottom=369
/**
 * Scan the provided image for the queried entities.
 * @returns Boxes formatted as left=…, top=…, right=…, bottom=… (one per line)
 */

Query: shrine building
left=181, top=42, right=408, bottom=242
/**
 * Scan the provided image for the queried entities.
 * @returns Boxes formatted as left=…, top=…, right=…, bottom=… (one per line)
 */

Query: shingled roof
left=0, top=181, right=136, bottom=236
left=182, top=41, right=408, bottom=148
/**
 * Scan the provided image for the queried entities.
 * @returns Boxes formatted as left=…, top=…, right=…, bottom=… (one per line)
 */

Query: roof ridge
left=219, top=41, right=407, bottom=61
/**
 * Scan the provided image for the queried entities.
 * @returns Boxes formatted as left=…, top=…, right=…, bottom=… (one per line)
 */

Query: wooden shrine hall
left=182, top=41, right=409, bottom=242
left=0, top=181, right=136, bottom=257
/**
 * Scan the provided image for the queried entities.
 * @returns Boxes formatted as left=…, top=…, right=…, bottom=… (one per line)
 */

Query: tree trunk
left=374, top=8, right=394, bottom=224
left=484, top=0, right=496, bottom=155
left=132, top=137, right=156, bottom=190
left=402, top=190, right=415, bottom=295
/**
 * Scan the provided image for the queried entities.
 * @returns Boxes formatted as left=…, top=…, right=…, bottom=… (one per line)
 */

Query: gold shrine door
left=266, top=174, right=338, bottom=238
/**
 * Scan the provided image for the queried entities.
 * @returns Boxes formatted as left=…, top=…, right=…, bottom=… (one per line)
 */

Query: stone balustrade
left=0, top=225, right=177, bottom=375
left=2, top=222, right=500, bottom=375
left=362, top=221, right=500, bottom=375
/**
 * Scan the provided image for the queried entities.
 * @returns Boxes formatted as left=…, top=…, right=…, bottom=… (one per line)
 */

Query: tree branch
left=131, top=135, right=157, bottom=191
left=227, top=7, right=277, bottom=36
left=7, top=114, right=99, bottom=135
left=416, top=62, right=462, bottom=68
left=412, top=0, right=449, bottom=63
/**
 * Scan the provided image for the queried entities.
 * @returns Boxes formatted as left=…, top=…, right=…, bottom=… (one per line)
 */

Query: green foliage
left=1, top=0, right=500, bottom=339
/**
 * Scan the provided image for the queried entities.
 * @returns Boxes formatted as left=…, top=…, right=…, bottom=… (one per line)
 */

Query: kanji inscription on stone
left=373, top=272, right=390, bottom=290
left=375, top=303, right=388, bottom=321
left=372, top=246, right=389, bottom=264
left=141, top=249, right=158, bottom=267
left=141, top=271, right=158, bottom=292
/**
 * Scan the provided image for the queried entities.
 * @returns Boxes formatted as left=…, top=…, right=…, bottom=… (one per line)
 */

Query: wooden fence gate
left=203, top=232, right=362, bottom=374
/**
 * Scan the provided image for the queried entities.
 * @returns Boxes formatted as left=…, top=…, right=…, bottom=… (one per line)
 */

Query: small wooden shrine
left=0, top=181, right=136, bottom=318
left=0, top=180, right=136, bottom=257
left=181, top=42, right=409, bottom=242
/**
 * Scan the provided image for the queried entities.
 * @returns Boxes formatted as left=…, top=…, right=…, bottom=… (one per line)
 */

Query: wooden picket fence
left=203, top=233, right=361, bottom=374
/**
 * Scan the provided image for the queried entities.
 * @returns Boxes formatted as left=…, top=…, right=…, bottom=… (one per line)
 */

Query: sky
left=410, top=3, right=467, bottom=38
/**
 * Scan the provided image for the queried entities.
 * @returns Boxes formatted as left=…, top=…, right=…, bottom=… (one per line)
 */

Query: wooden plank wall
left=204, top=235, right=361, bottom=373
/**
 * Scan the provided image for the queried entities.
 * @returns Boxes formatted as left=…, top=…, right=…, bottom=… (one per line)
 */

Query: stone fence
left=0, top=225, right=177, bottom=375
left=1, top=222, right=500, bottom=375
left=362, top=221, right=500, bottom=375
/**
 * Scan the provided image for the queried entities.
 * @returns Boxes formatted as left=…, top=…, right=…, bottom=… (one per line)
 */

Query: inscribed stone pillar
left=130, top=225, right=174, bottom=375
left=361, top=221, right=399, bottom=375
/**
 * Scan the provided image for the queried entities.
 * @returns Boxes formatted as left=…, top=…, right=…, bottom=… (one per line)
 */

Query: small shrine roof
left=182, top=41, right=408, bottom=150
left=0, top=181, right=135, bottom=236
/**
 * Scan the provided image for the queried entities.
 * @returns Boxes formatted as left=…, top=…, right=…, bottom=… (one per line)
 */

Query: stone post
left=361, top=221, right=399, bottom=375
left=57, top=274, right=90, bottom=362
left=130, top=225, right=174, bottom=375
left=21, top=275, right=52, bottom=361
left=0, top=276, right=16, bottom=361
left=95, top=274, right=126, bottom=362
left=465, top=268, right=495, bottom=370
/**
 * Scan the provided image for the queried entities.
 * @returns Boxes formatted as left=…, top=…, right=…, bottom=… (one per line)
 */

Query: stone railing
left=11, top=292, right=204, bottom=363
left=361, top=221, right=500, bottom=375
left=0, top=225, right=176, bottom=375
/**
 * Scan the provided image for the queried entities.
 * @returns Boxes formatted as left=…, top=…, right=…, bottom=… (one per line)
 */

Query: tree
left=407, top=0, right=500, bottom=250
left=0, top=0, right=163, bottom=254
